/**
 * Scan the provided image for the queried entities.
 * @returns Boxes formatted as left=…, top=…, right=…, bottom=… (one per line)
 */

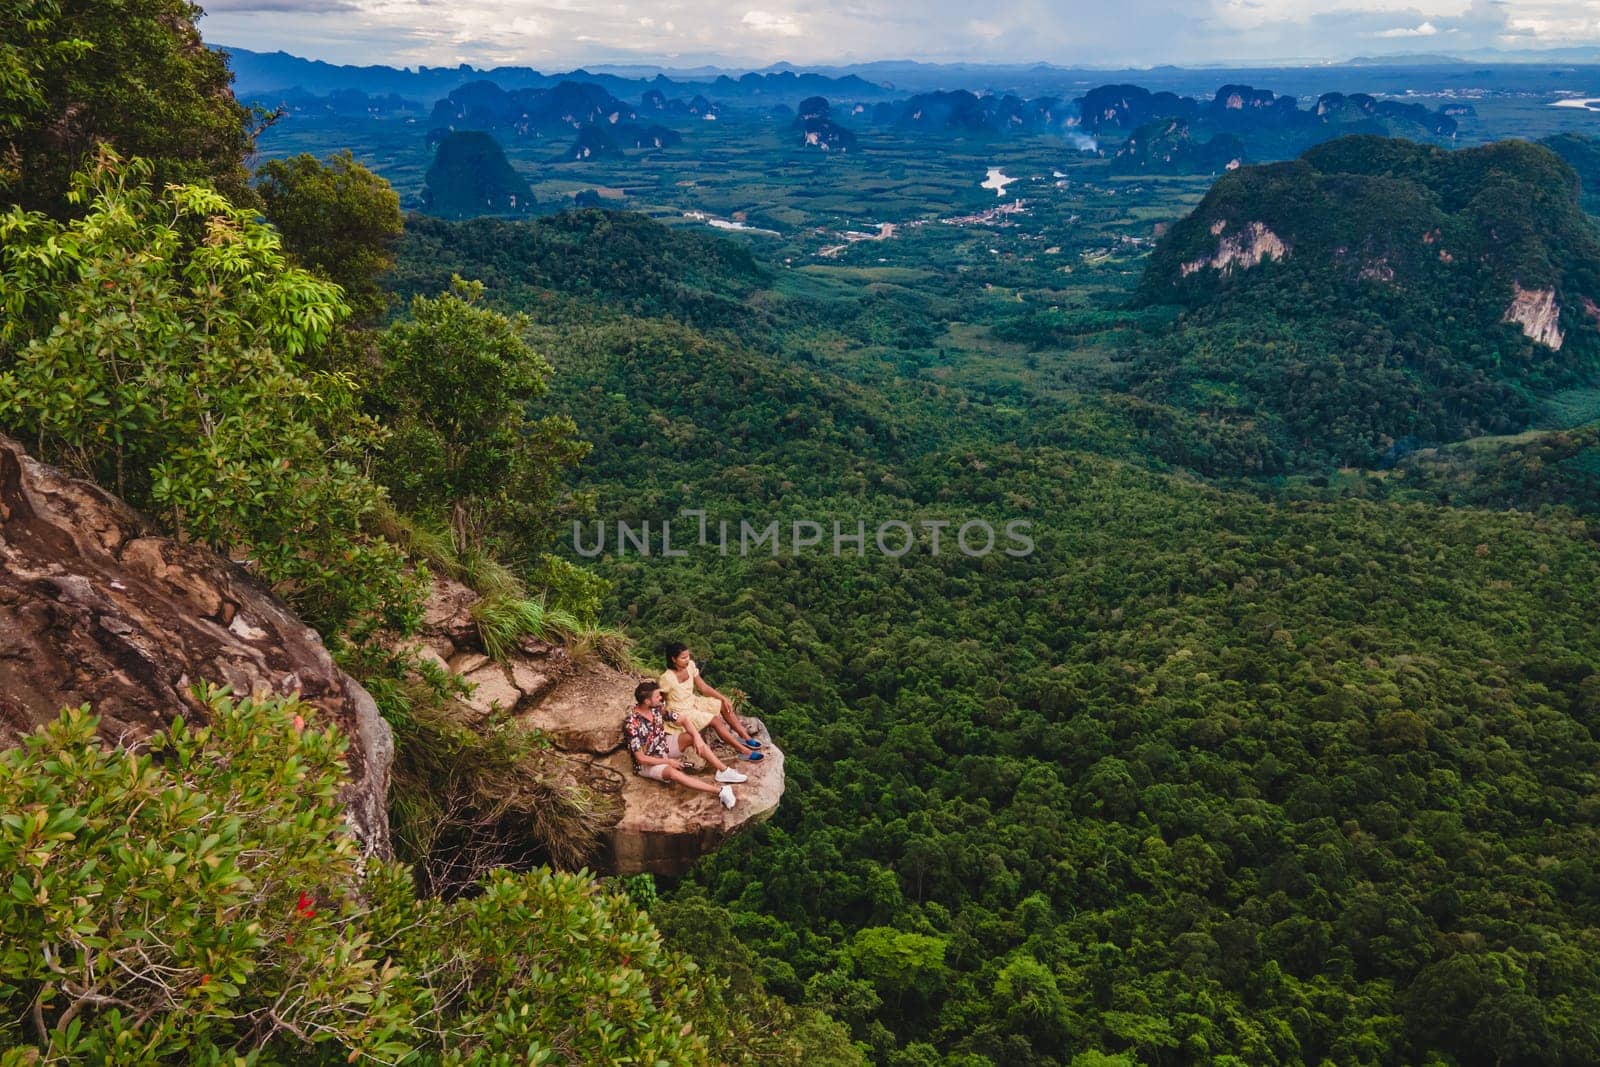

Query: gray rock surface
left=412, top=581, right=787, bottom=875
left=0, top=434, right=393, bottom=857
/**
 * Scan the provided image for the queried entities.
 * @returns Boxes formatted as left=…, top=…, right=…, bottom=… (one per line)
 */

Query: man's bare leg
left=661, top=765, right=721, bottom=794
left=681, top=728, right=730, bottom=773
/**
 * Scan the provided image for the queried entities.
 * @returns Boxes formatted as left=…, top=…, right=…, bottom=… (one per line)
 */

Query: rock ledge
left=416, top=580, right=787, bottom=877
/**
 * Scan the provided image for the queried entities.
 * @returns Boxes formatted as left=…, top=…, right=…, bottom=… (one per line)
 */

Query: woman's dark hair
left=663, top=641, right=690, bottom=667
left=634, top=680, right=660, bottom=705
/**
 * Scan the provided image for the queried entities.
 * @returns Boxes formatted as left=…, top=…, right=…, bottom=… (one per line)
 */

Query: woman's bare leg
left=705, top=714, right=744, bottom=749
left=718, top=702, right=753, bottom=741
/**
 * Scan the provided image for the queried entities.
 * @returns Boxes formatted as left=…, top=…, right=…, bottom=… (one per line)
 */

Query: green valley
left=5, top=5, right=1600, bottom=1065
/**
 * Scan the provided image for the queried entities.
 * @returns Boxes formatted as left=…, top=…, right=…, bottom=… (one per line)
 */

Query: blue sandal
left=741, top=738, right=763, bottom=749
left=743, top=750, right=765, bottom=762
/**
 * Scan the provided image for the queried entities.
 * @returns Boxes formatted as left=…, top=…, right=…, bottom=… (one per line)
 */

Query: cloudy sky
left=198, top=0, right=1600, bottom=69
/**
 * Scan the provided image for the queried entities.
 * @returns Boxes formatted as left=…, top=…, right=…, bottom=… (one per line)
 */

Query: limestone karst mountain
left=1109, top=117, right=1245, bottom=175
left=421, top=130, right=533, bottom=217
left=794, top=95, right=858, bottom=150
left=1127, top=135, right=1600, bottom=468
left=1142, top=136, right=1600, bottom=348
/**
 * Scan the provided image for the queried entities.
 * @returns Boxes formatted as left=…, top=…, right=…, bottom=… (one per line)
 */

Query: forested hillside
left=1127, top=136, right=1600, bottom=470
left=385, top=202, right=1600, bottom=1064
left=7, top=2, right=1600, bottom=1063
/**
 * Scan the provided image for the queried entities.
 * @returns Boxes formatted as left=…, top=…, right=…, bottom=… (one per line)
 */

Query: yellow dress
left=658, top=660, right=722, bottom=733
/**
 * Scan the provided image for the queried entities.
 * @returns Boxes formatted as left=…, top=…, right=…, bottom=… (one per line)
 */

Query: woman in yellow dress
left=659, top=642, right=765, bottom=758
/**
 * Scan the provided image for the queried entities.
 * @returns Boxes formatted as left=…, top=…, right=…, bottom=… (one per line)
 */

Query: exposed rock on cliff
left=1504, top=283, right=1565, bottom=350
left=0, top=434, right=394, bottom=856
left=1109, top=117, right=1244, bottom=176
left=599, top=719, right=784, bottom=876
left=1180, top=220, right=1289, bottom=277
left=412, top=577, right=786, bottom=876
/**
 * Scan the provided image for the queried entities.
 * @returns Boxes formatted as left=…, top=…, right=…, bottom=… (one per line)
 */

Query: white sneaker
left=715, top=768, right=748, bottom=784
left=719, top=785, right=736, bottom=809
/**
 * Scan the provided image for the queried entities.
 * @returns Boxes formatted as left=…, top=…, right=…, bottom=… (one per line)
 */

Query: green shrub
left=256, top=150, right=404, bottom=323
left=0, top=689, right=409, bottom=1061
left=369, top=277, right=589, bottom=560
left=0, top=689, right=824, bottom=1064
left=471, top=593, right=583, bottom=661
left=526, top=553, right=612, bottom=629
left=0, top=153, right=419, bottom=639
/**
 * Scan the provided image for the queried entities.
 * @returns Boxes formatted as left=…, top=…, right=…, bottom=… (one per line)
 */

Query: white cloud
left=1377, top=19, right=1440, bottom=35
left=741, top=9, right=803, bottom=36
left=198, top=0, right=1600, bottom=69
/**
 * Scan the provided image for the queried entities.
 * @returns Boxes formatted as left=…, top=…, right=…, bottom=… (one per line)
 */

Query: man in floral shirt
left=624, top=681, right=746, bottom=808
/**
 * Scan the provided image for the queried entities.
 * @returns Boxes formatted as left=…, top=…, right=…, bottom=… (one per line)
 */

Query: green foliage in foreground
left=0, top=692, right=862, bottom=1064
left=0, top=155, right=418, bottom=638
left=257, top=150, right=405, bottom=322
left=0, top=0, right=253, bottom=212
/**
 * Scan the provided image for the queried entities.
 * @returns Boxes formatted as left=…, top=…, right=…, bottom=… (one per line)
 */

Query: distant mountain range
left=222, top=47, right=896, bottom=106
left=223, top=46, right=1600, bottom=106
left=1345, top=46, right=1600, bottom=65
left=1072, top=84, right=1463, bottom=136
left=858, top=84, right=1465, bottom=142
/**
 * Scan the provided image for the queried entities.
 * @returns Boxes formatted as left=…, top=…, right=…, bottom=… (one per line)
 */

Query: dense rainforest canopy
left=383, top=191, right=1600, bottom=1064
left=3, top=2, right=1600, bottom=1062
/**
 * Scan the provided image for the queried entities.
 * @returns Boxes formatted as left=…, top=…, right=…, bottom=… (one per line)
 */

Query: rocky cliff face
left=1503, top=283, right=1565, bottom=350
left=0, top=435, right=394, bottom=856
left=1180, top=220, right=1289, bottom=277
left=0, top=432, right=784, bottom=877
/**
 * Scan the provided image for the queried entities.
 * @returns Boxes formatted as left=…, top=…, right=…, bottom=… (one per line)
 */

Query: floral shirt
left=622, top=705, right=679, bottom=761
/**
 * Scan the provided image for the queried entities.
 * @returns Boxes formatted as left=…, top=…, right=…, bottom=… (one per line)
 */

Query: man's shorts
left=636, top=732, right=687, bottom=780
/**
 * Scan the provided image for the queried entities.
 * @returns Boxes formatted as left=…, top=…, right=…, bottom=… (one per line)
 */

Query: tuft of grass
left=369, top=506, right=523, bottom=601
left=371, top=503, right=456, bottom=575
left=470, top=590, right=635, bottom=667
left=365, top=504, right=635, bottom=893
left=372, top=505, right=630, bottom=665
left=454, top=547, right=525, bottom=602
left=566, top=625, right=634, bottom=670
left=471, top=593, right=583, bottom=660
